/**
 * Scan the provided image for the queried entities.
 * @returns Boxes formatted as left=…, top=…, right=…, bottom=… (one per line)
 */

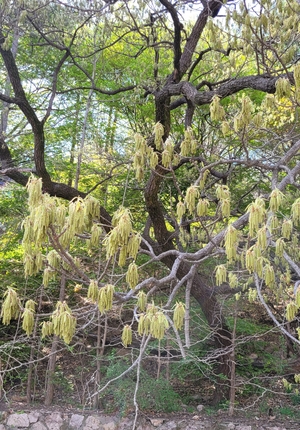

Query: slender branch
left=42, top=50, right=71, bottom=124
left=254, top=273, right=300, bottom=346
left=90, top=335, right=151, bottom=399
left=57, top=84, right=136, bottom=96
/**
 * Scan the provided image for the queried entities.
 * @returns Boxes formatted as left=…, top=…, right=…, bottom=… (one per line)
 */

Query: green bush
left=137, top=377, right=181, bottom=413
left=99, top=356, right=181, bottom=414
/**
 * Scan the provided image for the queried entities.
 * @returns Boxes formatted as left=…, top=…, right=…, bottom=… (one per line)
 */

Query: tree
left=1, top=0, right=300, bottom=409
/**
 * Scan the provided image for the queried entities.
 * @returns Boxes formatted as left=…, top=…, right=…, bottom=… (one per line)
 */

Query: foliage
left=100, top=356, right=181, bottom=414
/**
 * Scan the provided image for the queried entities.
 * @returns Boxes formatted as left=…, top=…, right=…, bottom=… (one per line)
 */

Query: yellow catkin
left=180, top=128, right=193, bottom=156
left=210, top=95, right=225, bottom=121
left=127, top=233, right=141, bottom=259
left=286, top=302, right=298, bottom=322
left=257, top=226, right=268, bottom=250
left=126, top=262, right=139, bottom=289
left=41, top=321, right=54, bottom=338
left=137, top=291, right=147, bottom=312
left=269, top=188, right=285, bottom=212
left=275, top=78, right=291, bottom=99
left=173, top=302, right=185, bottom=330
left=87, top=280, right=98, bottom=302
left=275, top=238, right=285, bottom=258
left=215, top=265, right=227, bottom=286
left=248, top=288, right=257, bottom=303
left=122, top=325, right=132, bottom=347
left=221, top=199, right=231, bottom=218
left=177, top=200, right=186, bottom=219
left=263, top=264, right=275, bottom=288
left=197, top=199, right=209, bottom=217
left=98, top=284, right=114, bottom=313
left=26, top=175, right=43, bottom=208
left=154, top=122, right=164, bottom=150
left=247, top=198, right=266, bottom=237
left=150, top=311, right=169, bottom=340
left=291, top=198, right=300, bottom=225
left=51, top=301, right=76, bottom=344
left=228, top=272, right=238, bottom=288
left=224, top=229, right=238, bottom=262
left=184, top=186, right=199, bottom=214
left=0, top=288, right=20, bottom=325
left=281, top=219, right=293, bottom=240
left=22, top=308, right=35, bottom=336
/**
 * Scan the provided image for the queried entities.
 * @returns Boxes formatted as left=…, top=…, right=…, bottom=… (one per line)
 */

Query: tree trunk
left=44, top=336, right=59, bottom=406
left=144, top=163, right=232, bottom=403
left=190, top=273, right=232, bottom=404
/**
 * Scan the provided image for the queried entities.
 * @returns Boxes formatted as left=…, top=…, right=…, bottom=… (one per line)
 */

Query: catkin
left=173, top=302, right=185, bottom=330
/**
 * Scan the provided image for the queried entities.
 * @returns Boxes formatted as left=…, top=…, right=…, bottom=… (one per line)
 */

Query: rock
left=150, top=418, right=165, bottom=427
left=0, top=409, right=298, bottom=430
left=196, top=405, right=204, bottom=413
left=116, top=417, right=134, bottom=430
left=161, top=420, right=177, bottom=430
left=99, top=415, right=117, bottom=430
left=32, top=422, right=48, bottom=430
left=102, top=421, right=117, bottom=430
left=136, top=425, right=153, bottom=430
left=0, top=412, right=8, bottom=422
left=44, top=412, right=64, bottom=430
left=7, top=413, right=30, bottom=428
left=69, top=414, right=85, bottom=428
left=28, top=412, right=40, bottom=424
left=265, top=428, right=287, bottom=430
left=83, top=415, right=103, bottom=430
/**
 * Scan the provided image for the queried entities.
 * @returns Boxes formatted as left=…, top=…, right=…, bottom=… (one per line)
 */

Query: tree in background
left=1, top=0, right=300, bottom=411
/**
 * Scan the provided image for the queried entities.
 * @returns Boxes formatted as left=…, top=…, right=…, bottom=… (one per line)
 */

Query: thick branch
left=159, top=0, right=182, bottom=79
left=179, top=0, right=224, bottom=78
left=0, top=93, right=18, bottom=104
left=0, top=32, right=51, bottom=185
left=169, top=73, right=293, bottom=110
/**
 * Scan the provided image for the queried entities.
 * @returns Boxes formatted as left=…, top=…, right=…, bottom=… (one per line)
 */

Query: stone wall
left=0, top=408, right=295, bottom=430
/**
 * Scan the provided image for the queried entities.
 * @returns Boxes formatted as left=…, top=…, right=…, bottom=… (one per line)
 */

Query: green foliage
left=278, top=405, right=300, bottom=419
left=291, top=392, right=300, bottom=405
left=137, top=377, right=181, bottom=413
left=50, top=368, right=74, bottom=396
left=0, top=341, right=31, bottom=391
left=100, top=356, right=181, bottom=414
left=226, top=316, right=270, bottom=336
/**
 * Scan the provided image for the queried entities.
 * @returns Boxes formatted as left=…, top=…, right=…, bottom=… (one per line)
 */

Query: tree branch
left=179, top=0, right=224, bottom=78
left=169, top=73, right=294, bottom=110
left=159, top=0, right=182, bottom=80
